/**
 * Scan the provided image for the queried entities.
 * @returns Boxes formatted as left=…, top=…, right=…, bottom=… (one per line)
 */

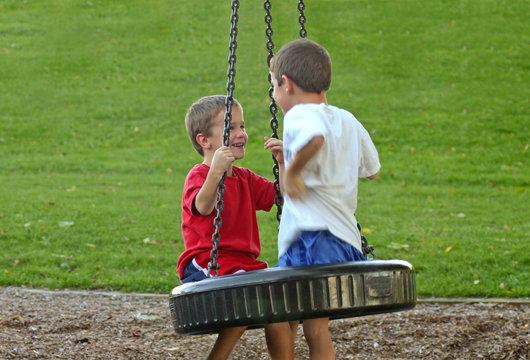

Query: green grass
left=1, top=0, right=528, bottom=297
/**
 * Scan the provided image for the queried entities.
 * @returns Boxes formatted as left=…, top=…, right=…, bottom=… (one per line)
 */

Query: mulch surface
left=0, top=287, right=528, bottom=359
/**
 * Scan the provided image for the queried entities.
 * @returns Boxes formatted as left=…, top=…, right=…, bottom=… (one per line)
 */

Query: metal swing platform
left=169, top=260, right=416, bottom=335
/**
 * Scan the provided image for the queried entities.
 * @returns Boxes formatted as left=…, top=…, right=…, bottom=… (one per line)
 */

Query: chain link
left=298, top=0, right=307, bottom=38
left=208, top=0, right=240, bottom=277
left=357, top=223, right=376, bottom=259
left=264, top=0, right=283, bottom=223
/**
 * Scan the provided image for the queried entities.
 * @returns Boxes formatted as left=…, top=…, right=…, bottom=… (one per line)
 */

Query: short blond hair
left=184, top=95, right=241, bottom=156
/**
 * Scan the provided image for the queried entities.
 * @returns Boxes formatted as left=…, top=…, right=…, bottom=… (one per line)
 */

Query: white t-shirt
left=278, top=103, right=381, bottom=257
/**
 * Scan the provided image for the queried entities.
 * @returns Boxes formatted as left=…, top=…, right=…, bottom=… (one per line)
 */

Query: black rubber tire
left=169, top=260, right=416, bottom=335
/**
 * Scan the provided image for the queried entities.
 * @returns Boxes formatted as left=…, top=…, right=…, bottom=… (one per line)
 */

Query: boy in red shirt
left=177, top=95, right=291, bottom=360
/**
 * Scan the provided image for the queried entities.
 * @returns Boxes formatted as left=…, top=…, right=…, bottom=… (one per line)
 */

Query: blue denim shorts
left=276, top=230, right=365, bottom=267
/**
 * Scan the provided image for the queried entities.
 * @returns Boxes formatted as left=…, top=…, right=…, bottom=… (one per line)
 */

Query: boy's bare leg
left=207, top=326, right=246, bottom=360
left=302, top=317, right=335, bottom=360
left=264, top=322, right=295, bottom=360
left=289, top=320, right=300, bottom=342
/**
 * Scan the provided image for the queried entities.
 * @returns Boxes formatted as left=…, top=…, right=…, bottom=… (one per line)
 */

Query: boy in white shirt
left=264, top=38, right=380, bottom=360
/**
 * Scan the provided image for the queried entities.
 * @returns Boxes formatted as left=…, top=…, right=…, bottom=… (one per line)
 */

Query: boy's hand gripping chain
left=208, top=0, right=240, bottom=277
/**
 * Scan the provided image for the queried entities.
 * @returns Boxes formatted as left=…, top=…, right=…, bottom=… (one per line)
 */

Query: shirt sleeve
left=285, top=107, right=328, bottom=155
left=182, top=166, right=207, bottom=216
left=358, top=125, right=381, bottom=178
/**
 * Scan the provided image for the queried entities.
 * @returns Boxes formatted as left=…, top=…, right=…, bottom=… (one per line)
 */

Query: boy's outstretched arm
left=284, top=135, right=324, bottom=199
left=194, top=146, right=235, bottom=215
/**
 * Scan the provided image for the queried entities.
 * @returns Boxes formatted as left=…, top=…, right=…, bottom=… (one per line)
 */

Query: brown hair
left=184, top=95, right=241, bottom=156
left=270, top=38, right=332, bottom=93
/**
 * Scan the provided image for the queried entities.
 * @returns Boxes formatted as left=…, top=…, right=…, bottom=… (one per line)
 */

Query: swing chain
left=208, top=180, right=226, bottom=276
left=208, top=0, right=240, bottom=277
left=264, top=0, right=274, bottom=65
left=264, top=0, right=283, bottom=222
left=298, top=0, right=307, bottom=38
left=358, top=222, right=376, bottom=259
left=224, top=0, right=239, bottom=148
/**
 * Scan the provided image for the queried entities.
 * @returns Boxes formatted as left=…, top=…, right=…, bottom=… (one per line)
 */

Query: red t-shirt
left=177, top=164, right=276, bottom=279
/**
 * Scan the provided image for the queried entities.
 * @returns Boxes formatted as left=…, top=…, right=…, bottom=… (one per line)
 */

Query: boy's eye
left=230, top=125, right=245, bottom=131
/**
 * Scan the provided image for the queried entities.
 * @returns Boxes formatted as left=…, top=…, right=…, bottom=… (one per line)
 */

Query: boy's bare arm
left=285, top=135, right=324, bottom=199
left=367, top=171, right=379, bottom=180
left=194, top=146, right=235, bottom=215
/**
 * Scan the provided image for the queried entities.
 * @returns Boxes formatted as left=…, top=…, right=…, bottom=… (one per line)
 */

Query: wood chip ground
left=1, top=287, right=528, bottom=359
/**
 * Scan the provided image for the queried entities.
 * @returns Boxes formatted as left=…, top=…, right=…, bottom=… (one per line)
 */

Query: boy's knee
left=219, top=325, right=247, bottom=339
left=302, top=318, right=330, bottom=340
left=265, top=322, right=292, bottom=340
left=231, top=325, right=247, bottom=337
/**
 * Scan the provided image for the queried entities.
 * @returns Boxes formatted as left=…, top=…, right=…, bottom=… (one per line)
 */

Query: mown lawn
left=0, top=0, right=528, bottom=297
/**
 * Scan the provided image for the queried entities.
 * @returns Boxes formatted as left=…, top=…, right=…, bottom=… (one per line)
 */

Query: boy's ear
left=282, top=75, right=295, bottom=94
left=196, top=133, right=210, bottom=150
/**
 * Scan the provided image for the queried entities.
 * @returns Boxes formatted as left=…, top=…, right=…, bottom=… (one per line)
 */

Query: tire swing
left=169, top=0, right=416, bottom=336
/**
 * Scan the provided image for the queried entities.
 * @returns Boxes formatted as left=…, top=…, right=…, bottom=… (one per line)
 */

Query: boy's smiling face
left=207, top=105, right=247, bottom=160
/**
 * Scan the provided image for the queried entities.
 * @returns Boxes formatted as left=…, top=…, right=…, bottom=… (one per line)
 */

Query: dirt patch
left=0, top=287, right=528, bottom=359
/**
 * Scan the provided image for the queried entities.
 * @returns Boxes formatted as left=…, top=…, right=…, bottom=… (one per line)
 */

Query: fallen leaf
left=164, top=347, right=181, bottom=351
left=444, top=246, right=452, bottom=253
left=388, top=242, right=409, bottom=250
left=58, top=221, right=74, bottom=228
left=136, top=313, right=161, bottom=321
left=451, top=213, right=465, bottom=218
